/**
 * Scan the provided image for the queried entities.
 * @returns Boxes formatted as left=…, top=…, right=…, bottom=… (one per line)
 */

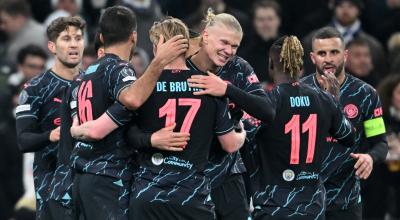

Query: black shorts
left=72, top=173, right=130, bottom=220
left=129, top=199, right=215, bottom=220
left=325, top=203, right=362, bottom=220
left=48, top=199, right=74, bottom=220
left=211, top=173, right=249, bottom=220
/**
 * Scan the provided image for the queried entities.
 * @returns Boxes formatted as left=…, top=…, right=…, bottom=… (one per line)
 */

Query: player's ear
left=48, top=41, right=56, bottom=54
left=152, top=44, right=157, bottom=57
left=310, top=51, right=316, bottom=64
left=131, top=31, right=137, bottom=45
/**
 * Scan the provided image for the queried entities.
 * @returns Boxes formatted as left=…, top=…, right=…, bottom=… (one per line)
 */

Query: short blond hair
left=203, top=8, right=242, bottom=35
left=149, top=16, right=189, bottom=45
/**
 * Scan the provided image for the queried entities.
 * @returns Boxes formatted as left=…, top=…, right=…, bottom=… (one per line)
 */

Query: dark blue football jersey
left=71, top=53, right=135, bottom=181
left=16, top=69, right=72, bottom=214
left=301, top=73, right=386, bottom=210
left=131, top=69, right=234, bottom=207
left=243, top=82, right=354, bottom=219
left=186, top=56, right=266, bottom=187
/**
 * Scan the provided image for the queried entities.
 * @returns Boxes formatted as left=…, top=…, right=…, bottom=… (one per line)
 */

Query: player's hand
left=318, top=71, right=340, bottom=101
left=350, top=153, right=374, bottom=179
left=154, top=34, right=188, bottom=67
left=49, top=126, right=60, bottom=142
left=150, top=123, right=190, bottom=151
left=187, top=71, right=227, bottom=96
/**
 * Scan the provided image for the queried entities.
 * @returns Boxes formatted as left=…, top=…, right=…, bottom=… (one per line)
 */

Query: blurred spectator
left=345, top=39, right=379, bottom=87
left=185, top=0, right=251, bottom=47
left=363, top=0, right=400, bottom=46
left=44, top=0, right=82, bottom=27
left=388, top=32, right=400, bottom=74
left=0, top=0, right=47, bottom=65
left=129, top=47, right=149, bottom=78
left=81, top=45, right=96, bottom=70
left=0, top=82, right=23, bottom=220
left=241, top=0, right=282, bottom=84
left=121, top=0, right=163, bottom=58
left=372, top=74, right=400, bottom=220
left=8, top=45, right=48, bottom=93
left=159, top=0, right=200, bottom=20
left=302, top=0, right=386, bottom=77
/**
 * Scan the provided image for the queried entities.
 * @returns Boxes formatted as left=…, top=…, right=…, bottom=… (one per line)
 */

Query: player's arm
left=16, top=118, right=60, bottom=153
left=119, top=35, right=188, bottom=110
left=235, top=58, right=266, bottom=97
left=71, top=102, right=132, bottom=141
left=188, top=71, right=275, bottom=123
left=125, top=123, right=190, bottom=152
left=214, top=98, right=246, bottom=153
left=350, top=93, right=388, bottom=179
left=15, top=87, right=60, bottom=153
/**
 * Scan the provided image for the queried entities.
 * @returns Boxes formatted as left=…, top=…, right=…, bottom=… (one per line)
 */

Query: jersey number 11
left=285, top=114, right=317, bottom=164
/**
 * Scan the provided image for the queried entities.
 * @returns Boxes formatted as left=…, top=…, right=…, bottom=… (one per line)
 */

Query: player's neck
left=191, top=50, right=220, bottom=73
left=104, top=43, right=132, bottom=61
left=52, top=60, right=79, bottom=81
left=164, top=56, right=189, bottom=70
left=274, top=73, right=296, bottom=85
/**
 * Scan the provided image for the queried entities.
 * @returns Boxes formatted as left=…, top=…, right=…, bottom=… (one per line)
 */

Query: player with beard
left=301, top=27, right=388, bottom=220
left=69, top=6, right=188, bottom=219
left=15, top=16, right=85, bottom=220
left=187, top=35, right=356, bottom=220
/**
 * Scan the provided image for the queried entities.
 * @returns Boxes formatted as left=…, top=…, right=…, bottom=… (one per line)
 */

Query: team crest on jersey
left=344, top=104, right=359, bottom=119
left=151, top=153, right=164, bottom=166
left=18, top=90, right=29, bottom=105
left=282, top=169, right=295, bottom=181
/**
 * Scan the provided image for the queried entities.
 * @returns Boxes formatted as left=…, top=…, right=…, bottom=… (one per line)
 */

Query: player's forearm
left=367, top=135, right=388, bottom=163
left=16, top=118, right=52, bottom=153
left=119, top=59, right=164, bottom=110
left=17, top=131, right=52, bottom=153
left=125, top=124, right=152, bottom=149
left=226, top=84, right=275, bottom=123
left=71, top=113, right=119, bottom=141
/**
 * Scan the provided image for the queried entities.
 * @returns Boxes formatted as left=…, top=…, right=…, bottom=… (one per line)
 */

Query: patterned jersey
left=186, top=56, right=266, bottom=187
left=245, top=82, right=354, bottom=219
left=301, top=73, right=386, bottom=210
left=48, top=77, right=80, bottom=207
left=71, top=53, right=135, bottom=181
left=15, top=69, right=71, bottom=214
left=132, top=69, right=234, bottom=207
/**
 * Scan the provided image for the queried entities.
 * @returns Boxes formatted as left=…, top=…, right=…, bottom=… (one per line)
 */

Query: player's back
left=136, top=69, right=231, bottom=172
left=257, top=82, right=352, bottom=187
left=72, top=54, right=134, bottom=180
left=251, top=82, right=354, bottom=219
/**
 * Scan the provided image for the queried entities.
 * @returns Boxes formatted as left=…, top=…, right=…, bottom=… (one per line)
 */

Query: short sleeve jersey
left=251, top=82, right=353, bottom=219
left=16, top=70, right=71, bottom=202
left=71, top=53, right=135, bottom=181
left=301, top=73, right=385, bottom=210
left=132, top=69, right=234, bottom=206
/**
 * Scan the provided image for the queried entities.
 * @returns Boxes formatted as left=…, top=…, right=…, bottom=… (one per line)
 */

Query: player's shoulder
left=346, top=74, right=377, bottom=94
left=300, top=73, right=316, bottom=85
left=23, top=69, right=53, bottom=92
left=225, top=56, right=253, bottom=72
